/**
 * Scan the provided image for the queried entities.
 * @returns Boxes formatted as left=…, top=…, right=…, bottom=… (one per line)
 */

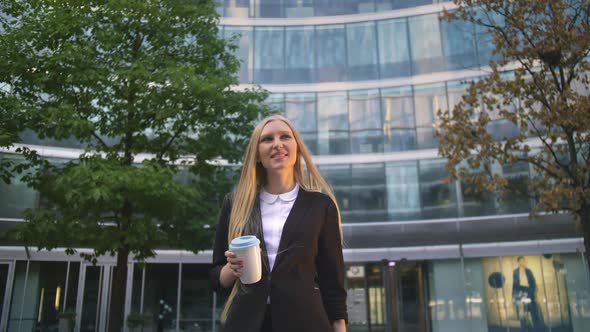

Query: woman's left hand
left=332, top=319, right=346, bottom=332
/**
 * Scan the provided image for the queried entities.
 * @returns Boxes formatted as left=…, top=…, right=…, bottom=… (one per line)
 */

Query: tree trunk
left=108, top=247, right=130, bottom=332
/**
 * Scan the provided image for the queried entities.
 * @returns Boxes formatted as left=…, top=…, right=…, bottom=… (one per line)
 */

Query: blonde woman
left=210, top=115, right=347, bottom=332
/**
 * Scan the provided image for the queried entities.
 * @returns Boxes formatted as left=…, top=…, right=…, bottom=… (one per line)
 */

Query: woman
left=210, top=115, right=347, bottom=332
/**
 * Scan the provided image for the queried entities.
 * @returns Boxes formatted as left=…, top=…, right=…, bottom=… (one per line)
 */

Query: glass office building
left=1, top=1, right=589, bottom=331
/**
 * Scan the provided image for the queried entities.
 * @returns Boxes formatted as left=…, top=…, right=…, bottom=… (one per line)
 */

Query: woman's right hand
left=219, top=250, right=244, bottom=288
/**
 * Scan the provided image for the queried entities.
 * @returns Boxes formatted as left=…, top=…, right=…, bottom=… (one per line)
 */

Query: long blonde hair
left=222, top=114, right=341, bottom=322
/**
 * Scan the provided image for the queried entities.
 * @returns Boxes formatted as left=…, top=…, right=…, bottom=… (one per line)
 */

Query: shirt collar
left=260, top=183, right=299, bottom=204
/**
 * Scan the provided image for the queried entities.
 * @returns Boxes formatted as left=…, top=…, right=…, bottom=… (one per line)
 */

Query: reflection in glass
left=285, top=93, right=318, bottom=154
left=0, top=264, right=7, bottom=325
left=562, top=253, right=590, bottom=330
left=408, top=14, right=445, bottom=74
left=319, top=165, right=352, bottom=221
left=19, top=129, right=86, bottom=149
left=386, top=161, right=421, bottom=221
left=254, top=27, right=284, bottom=83
left=351, top=164, right=387, bottom=222
left=375, top=0, right=393, bottom=11
left=315, top=0, right=357, bottom=16
left=223, top=0, right=251, bottom=18
left=317, top=92, right=350, bottom=154
left=486, top=93, right=519, bottom=142
left=80, top=266, right=102, bottom=332
left=419, top=159, right=457, bottom=219
left=143, top=264, right=179, bottom=331
left=264, top=93, right=285, bottom=114
left=131, top=264, right=144, bottom=313
left=474, top=9, right=505, bottom=66
left=499, top=161, right=530, bottom=214
left=446, top=79, right=478, bottom=114
left=382, top=86, right=416, bottom=151
left=180, top=264, right=214, bottom=331
left=223, top=26, right=253, bottom=83
left=316, top=25, right=347, bottom=82
left=414, top=83, right=448, bottom=149
left=377, top=18, right=412, bottom=78
left=256, top=0, right=282, bottom=17
left=540, top=255, right=572, bottom=330
left=392, top=0, right=432, bottom=9
left=460, top=175, right=497, bottom=217
left=7, top=262, right=69, bottom=332
left=457, top=158, right=497, bottom=217
left=0, top=155, right=38, bottom=219
left=347, top=22, right=379, bottom=81
left=285, top=0, right=314, bottom=17
left=428, top=260, right=468, bottom=331
left=441, top=18, right=478, bottom=70
left=463, top=258, right=489, bottom=331
left=285, top=26, right=315, bottom=83
left=64, top=262, right=80, bottom=311
left=349, top=89, right=383, bottom=153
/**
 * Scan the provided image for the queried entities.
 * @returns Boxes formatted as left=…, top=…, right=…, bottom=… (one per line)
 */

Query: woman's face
left=257, top=120, right=298, bottom=173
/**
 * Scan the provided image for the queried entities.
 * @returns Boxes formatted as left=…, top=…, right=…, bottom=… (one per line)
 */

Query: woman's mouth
left=271, top=152, right=287, bottom=160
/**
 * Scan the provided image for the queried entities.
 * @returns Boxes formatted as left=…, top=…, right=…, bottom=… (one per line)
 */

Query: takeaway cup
left=229, top=235, right=262, bottom=284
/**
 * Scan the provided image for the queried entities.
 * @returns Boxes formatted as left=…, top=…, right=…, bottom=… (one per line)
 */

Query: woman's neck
left=265, top=170, right=296, bottom=195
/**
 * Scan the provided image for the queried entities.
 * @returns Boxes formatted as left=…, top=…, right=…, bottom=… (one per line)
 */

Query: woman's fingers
left=225, top=250, right=244, bottom=276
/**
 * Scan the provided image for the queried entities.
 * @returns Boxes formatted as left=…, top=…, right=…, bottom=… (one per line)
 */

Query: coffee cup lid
left=229, top=235, right=260, bottom=250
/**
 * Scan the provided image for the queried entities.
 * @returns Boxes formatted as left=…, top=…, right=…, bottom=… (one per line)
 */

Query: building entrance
left=75, top=263, right=119, bottom=332
left=386, top=260, right=429, bottom=332
left=0, top=262, right=15, bottom=331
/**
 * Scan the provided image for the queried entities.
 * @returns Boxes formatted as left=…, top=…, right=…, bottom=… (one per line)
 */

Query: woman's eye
left=261, top=137, right=272, bottom=142
left=281, top=135, right=292, bottom=140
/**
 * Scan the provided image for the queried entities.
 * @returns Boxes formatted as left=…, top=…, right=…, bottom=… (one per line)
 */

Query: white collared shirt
left=259, top=184, right=299, bottom=272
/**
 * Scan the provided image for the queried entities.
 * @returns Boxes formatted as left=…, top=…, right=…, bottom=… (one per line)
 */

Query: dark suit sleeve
left=527, top=268, right=537, bottom=291
left=512, top=269, right=518, bottom=298
left=316, top=198, right=348, bottom=323
left=209, top=193, right=233, bottom=297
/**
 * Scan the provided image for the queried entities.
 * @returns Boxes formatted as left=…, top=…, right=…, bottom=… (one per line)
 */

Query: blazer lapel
left=273, top=188, right=312, bottom=269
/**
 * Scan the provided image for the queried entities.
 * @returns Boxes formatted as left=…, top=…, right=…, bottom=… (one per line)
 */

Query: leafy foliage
left=0, top=0, right=267, bottom=258
left=0, top=0, right=269, bottom=328
left=438, top=1, right=590, bottom=243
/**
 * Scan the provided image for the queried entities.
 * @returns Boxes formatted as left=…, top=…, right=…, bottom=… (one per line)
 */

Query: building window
left=346, top=22, right=379, bottom=81
left=377, top=18, right=412, bottom=78
left=254, top=26, right=285, bottom=84
left=285, top=26, right=315, bottom=83
left=316, top=25, right=347, bottom=82
left=408, top=14, right=445, bottom=75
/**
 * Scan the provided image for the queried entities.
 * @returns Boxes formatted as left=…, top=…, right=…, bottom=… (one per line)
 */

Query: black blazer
left=210, top=188, right=348, bottom=332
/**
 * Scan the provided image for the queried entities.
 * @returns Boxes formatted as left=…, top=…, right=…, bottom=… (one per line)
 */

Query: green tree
left=438, top=0, right=590, bottom=266
left=0, top=81, right=22, bottom=184
left=0, top=0, right=268, bottom=330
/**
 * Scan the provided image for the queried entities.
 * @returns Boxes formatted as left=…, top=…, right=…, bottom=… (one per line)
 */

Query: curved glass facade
left=1, top=4, right=588, bottom=332
left=219, top=0, right=449, bottom=18
left=0, top=154, right=531, bottom=223
left=220, top=12, right=490, bottom=84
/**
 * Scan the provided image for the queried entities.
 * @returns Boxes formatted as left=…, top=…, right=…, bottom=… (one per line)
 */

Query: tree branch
left=157, top=128, right=183, bottom=162
left=73, top=93, right=109, bottom=150
left=516, top=156, right=560, bottom=180
left=525, top=114, right=576, bottom=180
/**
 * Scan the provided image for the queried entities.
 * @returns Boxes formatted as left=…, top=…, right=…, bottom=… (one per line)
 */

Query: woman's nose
left=273, top=137, right=283, bottom=148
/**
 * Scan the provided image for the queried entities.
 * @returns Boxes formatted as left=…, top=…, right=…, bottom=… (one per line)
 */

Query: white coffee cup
left=229, top=235, right=262, bottom=284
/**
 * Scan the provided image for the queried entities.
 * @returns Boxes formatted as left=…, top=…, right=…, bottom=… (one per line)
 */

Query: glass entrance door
left=0, top=262, right=15, bottom=331
left=76, top=264, right=114, bottom=332
left=387, top=261, right=430, bottom=332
